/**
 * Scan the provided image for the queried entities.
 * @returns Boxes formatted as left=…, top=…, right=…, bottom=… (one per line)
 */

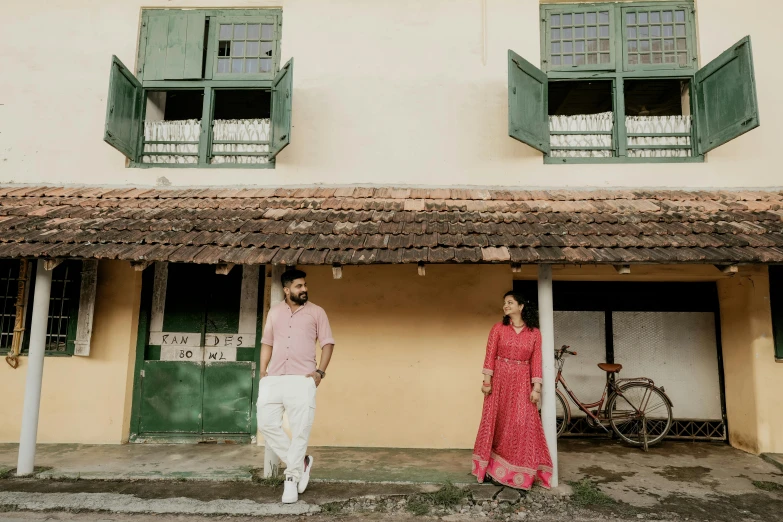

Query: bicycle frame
left=555, top=350, right=657, bottom=433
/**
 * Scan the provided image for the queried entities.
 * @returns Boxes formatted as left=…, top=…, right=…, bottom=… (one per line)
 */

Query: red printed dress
left=471, top=323, right=553, bottom=490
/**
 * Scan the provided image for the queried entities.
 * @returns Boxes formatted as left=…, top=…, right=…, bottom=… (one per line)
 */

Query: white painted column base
left=538, top=264, right=558, bottom=487
left=16, top=260, right=53, bottom=476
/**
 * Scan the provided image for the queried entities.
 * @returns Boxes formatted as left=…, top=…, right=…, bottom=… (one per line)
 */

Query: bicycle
left=553, top=345, right=673, bottom=451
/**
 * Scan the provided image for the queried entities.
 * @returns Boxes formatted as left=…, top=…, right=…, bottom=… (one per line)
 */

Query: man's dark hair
left=281, top=269, right=307, bottom=287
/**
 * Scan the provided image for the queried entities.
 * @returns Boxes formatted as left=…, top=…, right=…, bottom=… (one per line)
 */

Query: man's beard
left=290, top=292, right=308, bottom=305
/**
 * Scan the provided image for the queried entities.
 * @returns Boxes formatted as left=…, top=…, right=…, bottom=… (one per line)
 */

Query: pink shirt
left=261, top=301, right=335, bottom=376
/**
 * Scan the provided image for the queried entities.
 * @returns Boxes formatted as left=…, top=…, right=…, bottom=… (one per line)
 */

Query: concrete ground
left=1, top=439, right=782, bottom=520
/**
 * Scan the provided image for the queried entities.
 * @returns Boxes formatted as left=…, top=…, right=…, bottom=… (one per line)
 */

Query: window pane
left=677, top=38, right=687, bottom=51
left=564, top=55, right=574, bottom=65
left=564, top=41, right=573, bottom=53
left=232, top=59, right=243, bottom=73
left=651, top=26, right=661, bottom=37
left=575, top=13, right=584, bottom=25
left=639, top=12, right=648, bottom=24
left=552, top=28, right=561, bottom=40
left=587, top=26, right=597, bottom=38
left=261, top=42, right=273, bottom=57
left=245, top=59, right=259, bottom=73
left=564, top=27, right=572, bottom=39
left=652, top=40, right=662, bottom=52
left=664, top=54, right=675, bottom=63
left=575, top=55, right=585, bottom=65
left=551, top=14, right=561, bottom=27
left=600, top=53, right=610, bottom=63
left=600, top=39, right=610, bottom=51
left=640, top=40, right=650, bottom=51
left=552, top=42, right=561, bottom=53
left=628, top=40, right=638, bottom=51
left=600, top=25, right=609, bottom=37
left=650, top=12, right=661, bottom=23
left=232, top=41, right=245, bottom=57
left=640, top=54, right=651, bottom=64
left=628, top=27, right=637, bottom=38
left=588, top=53, right=598, bottom=64
left=246, top=41, right=260, bottom=57
left=563, top=14, right=572, bottom=25
left=628, top=54, right=639, bottom=65
left=663, top=25, right=674, bottom=37
left=218, top=41, right=230, bottom=57
left=217, top=58, right=230, bottom=73
left=676, top=24, right=686, bottom=36
left=234, top=24, right=246, bottom=40
left=664, top=39, right=675, bottom=51
left=260, top=59, right=273, bottom=72
left=247, top=24, right=261, bottom=40
left=626, top=13, right=636, bottom=24
left=587, top=39, right=598, bottom=52
left=575, top=27, right=584, bottom=38
left=219, top=25, right=232, bottom=40
left=675, top=11, right=685, bottom=22
left=575, top=41, right=585, bottom=53
left=261, top=25, right=274, bottom=39
left=652, top=53, right=662, bottom=64
left=599, top=11, right=609, bottom=23
left=586, top=13, right=596, bottom=24
left=678, top=54, right=687, bottom=66
left=552, top=55, right=562, bottom=65
left=639, top=26, right=649, bottom=38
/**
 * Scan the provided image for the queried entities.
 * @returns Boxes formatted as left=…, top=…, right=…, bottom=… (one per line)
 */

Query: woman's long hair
left=502, top=290, right=540, bottom=329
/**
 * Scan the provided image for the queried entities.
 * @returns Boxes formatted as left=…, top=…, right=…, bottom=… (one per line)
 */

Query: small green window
left=622, top=5, right=695, bottom=70
left=103, top=9, right=293, bottom=168
left=545, top=6, right=615, bottom=71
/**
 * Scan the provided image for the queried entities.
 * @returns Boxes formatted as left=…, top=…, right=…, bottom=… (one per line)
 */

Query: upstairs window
left=510, top=1, right=759, bottom=163
left=103, top=9, right=293, bottom=168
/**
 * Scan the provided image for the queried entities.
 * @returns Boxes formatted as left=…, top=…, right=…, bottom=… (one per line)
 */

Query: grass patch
left=0, top=469, right=12, bottom=480
left=406, top=497, right=431, bottom=516
left=428, top=481, right=467, bottom=509
left=251, top=467, right=285, bottom=487
left=753, top=480, right=783, bottom=492
left=568, top=479, right=616, bottom=507
left=321, top=502, right=343, bottom=514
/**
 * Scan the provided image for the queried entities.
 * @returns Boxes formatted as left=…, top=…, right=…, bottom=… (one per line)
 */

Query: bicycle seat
left=598, top=363, right=622, bottom=373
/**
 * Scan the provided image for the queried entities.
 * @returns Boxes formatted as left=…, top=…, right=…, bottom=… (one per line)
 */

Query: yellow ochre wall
left=0, top=261, right=142, bottom=444
left=1, top=0, right=781, bottom=188
left=718, top=266, right=783, bottom=455
left=303, top=264, right=510, bottom=448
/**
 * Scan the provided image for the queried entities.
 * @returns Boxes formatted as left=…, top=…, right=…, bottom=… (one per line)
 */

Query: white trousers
left=258, top=375, right=317, bottom=481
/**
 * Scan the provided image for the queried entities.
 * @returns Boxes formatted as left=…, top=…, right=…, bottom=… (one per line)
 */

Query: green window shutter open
left=104, top=55, right=143, bottom=162
left=769, top=266, right=783, bottom=361
left=508, top=50, right=550, bottom=154
left=695, top=36, right=760, bottom=155
left=269, top=58, right=294, bottom=160
left=143, top=11, right=206, bottom=81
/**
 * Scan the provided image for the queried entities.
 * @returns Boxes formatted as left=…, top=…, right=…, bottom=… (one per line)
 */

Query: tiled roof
left=1, top=185, right=783, bottom=265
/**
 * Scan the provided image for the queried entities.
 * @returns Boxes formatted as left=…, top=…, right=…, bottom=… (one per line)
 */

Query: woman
left=471, top=291, right=553, bottom=490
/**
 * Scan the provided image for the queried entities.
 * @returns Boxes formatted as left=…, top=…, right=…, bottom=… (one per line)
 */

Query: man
left=258, top=269, right=335, bottom=504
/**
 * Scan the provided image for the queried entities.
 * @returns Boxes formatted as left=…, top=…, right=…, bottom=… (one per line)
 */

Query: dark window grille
left=0, top=261, right=20, bottom=351
left=45, top=263, right=75, bottom=352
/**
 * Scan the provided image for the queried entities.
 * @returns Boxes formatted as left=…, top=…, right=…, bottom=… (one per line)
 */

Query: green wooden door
left=136, top=264, right=261, bottom=441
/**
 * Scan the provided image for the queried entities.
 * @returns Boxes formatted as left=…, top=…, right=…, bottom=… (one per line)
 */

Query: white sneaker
left=282, top=477, right=298, bottom=504
left=298, top=455, right=313, bottom=494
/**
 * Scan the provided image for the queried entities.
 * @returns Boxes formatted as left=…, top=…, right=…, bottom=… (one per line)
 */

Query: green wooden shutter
left=769, top=266, right=783, bottom=361
left=508, top=50, right=550, bottom=154
left=104, top=56, right=143, bottom=161
left=269, top=58, right=294, bottom=160
left=694, top=36, right=759, bottom=155
left=142, top=11, right=206, bottom=81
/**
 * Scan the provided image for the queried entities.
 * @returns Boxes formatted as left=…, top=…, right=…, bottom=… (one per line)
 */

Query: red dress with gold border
left=471, top=323, right=553, bottom=490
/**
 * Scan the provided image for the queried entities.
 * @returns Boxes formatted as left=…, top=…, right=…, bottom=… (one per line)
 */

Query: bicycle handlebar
left=557, top=345, right=578, bottom=356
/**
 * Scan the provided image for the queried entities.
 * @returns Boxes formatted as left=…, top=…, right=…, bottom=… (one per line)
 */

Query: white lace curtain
left=626, top=115, right=692, bottom=158
left=141, top=119, right=271, bottom=164
left=549, top=112, right=613, bottom=158
left=212, top=119, right=270, bottom=165
left=142, top=120, right=200, bottom=164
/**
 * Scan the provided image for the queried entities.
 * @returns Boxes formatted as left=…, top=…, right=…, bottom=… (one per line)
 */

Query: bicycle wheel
left=607, top=384, right=672, bottom=447
left=555, top=390, right=569, bottom=437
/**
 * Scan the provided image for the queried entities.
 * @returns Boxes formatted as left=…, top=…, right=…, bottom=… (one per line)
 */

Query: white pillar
left=262, top=264, right=285, bottom=478
left=16, top=260, right=53, bottom=476
left=537, top=264, right=558, bottom=487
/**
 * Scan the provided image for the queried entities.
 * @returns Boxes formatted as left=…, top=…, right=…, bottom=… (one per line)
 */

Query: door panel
left=202, top=362, right=254, bottom=434
left=139, top=361, right=203, bottom=433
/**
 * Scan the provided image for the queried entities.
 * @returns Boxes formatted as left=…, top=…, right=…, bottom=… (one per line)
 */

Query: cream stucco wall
left=0, top=0, right=780, bottom=189
left=718, top=266, right=783, bottom=455
left=0, top=261, right=142, bottom=444
left=303, top=264, right=510, bottom=448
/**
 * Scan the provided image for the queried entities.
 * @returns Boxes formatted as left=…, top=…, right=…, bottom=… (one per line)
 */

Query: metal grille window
left=0, top=261, right=20, bottom=351
left=46, top=263, right=77, bottom=352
